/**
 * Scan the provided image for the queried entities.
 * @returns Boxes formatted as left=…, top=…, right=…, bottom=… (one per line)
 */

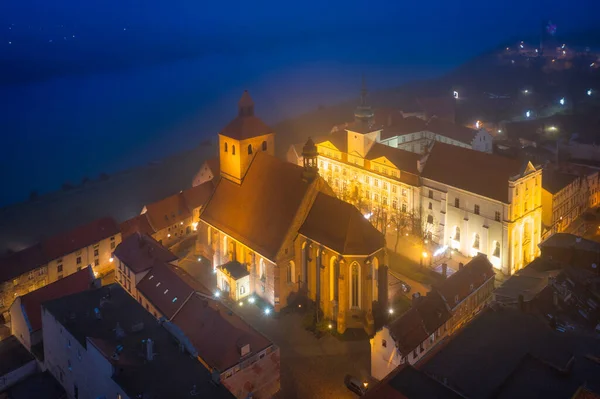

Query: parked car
left=399, top=281, right=411, bottom=293
left=344, top=375, right=368, bottom=396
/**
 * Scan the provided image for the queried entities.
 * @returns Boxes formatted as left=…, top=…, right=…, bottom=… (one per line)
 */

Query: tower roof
left=238, top=90, right=254, bottom=108
left=351, top=75, right=375, bottom=132
left=220, top=90, right=273, bottom=140
left=302, top=137, right=318, bottom=158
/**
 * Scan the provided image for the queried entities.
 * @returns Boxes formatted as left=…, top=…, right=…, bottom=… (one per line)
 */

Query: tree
left=390, top=206, right=412, bottom=253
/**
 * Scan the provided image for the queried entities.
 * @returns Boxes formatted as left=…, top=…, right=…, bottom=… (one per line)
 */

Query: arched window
left=454, top=226, right=461, bottom=241
left=351, top=263, right=359, bottom=308
left=287, top=261, right=294, bottom=283
left=232, top=145, right=236, bottom=155
left=473, top=233, right=480, bottom=250
left=330, top=257, right=336, bottom=301
left=372, top=257, right=379, bottom=302
left=493, top=241, right=501, bottom=258
left=224, top=142, right=228, bottom=153
left=259, top=258, right=265, bottom=280
left=248, top=144, right=253, bottom=155
left=262, top=141, right=267, bottom=151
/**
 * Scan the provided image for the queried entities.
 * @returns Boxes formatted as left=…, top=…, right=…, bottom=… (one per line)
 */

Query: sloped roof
left=172, top=293, right=273, bottom=371
left=299, top=192, right=384, bottom=256
left=366, top=142, right=421, bottom=175
left=19, top=266, right=95, bottom=331
left=113, top=233, right=177, bottom=274
left=218, top=261, right=250, bottom=280
left=144, top=192, right=191, bottom=231
left=206, top=157, right=220, bottom=175
left=120, top=213, right=156, bottom=239
left=380, top=116, right=428, bottom=140
left=0, top=243, right=46, bottom=283
left=201, top=152, right=316, bottom=261
left=0, top=335, right=34, bottom=376
left=182, top=180, right=216, bottom=210
left=220, top=116, right=273, bottom=141
left=421, top=142, right=525, bottom=203
left=313, top=130, right=348, bottom=153
left=42, top=217, right=119, bottom=260
left=542, top=170, right=579, bottom=195
left=426, top=117, right=478, bottom=145
left=433, top=254, right=494, bottom=309
left=136, top=262, right=195, bottom=319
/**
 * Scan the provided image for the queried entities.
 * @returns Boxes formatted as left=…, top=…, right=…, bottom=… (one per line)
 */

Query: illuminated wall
left=218, top=132, right=275, bottom=184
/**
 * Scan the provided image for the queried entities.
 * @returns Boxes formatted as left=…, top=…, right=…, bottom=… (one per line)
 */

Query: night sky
left=0, top=0, right=598, bottom=206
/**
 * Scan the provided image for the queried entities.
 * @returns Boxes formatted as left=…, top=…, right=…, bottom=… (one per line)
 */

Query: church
left=198, top=91, right=387, bottom=335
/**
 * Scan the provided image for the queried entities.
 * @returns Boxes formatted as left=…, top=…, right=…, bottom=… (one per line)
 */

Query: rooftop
left=298, top=192, right=385, bottom=256
left=542, top=170, right=580, bottom=195
left=172, top=293, right=275, bottom=372
left=380, top=115, right=428, bottom=140
left=0, top=335, right=35, bottom=377
left=0, top=371, right=66, bottom=399
left=366, top=142, right=422, bottom=176
left=17, top=265, right=96, bottom=332
left=113, top=233, right=178, bottom=274
left=119, top=213, right=156, bottom=239
left=220, top=91, right=272, bottom=141
left=421, top=142, right=528, bottom=203
left=143, top=191, right=192, bottom=232
left=217, top=261, right=250, bottom=280
left=425, top=116, right=479, bottom=145
left=42, top=284, right=234, bottom=399
left=539, top=233, right=600, bottom=253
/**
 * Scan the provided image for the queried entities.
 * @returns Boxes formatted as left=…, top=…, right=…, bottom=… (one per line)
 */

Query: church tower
left=346, top=77, right=381, bottom=159
left=218, top=90, right=275, bottom=184
left=301, top=137, right=319, bottom=182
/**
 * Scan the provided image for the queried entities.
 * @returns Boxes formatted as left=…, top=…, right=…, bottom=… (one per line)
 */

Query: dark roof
left=136, top=262, right=195, bottom=319
left=421, top=308, right=600, bottom=398
left=388, top=291, right=452, bottom=356
left=422, top=142, right=525, bottom=203
left=299, top=192, right=384, bottom=256
left=542, top=170, right=579, bottom=195
left=539, top=233, right=600, bottom=253
left=217, top=261, right=250, bottom=280
left=364, top=364, right=465, bottom=399
left=182, top=180, right=216, bottom=210
left=18, top=266, right=95, bottom=332
left=42, top=217, right=119, bottom=261
left=42, top=285, right=234, bottom=399
left=0, top=217, right=119, bottom=283
left=0, top=335, right=35, bottom=376
left=366, top=142, right=421, bottom=175
left=313, top=130, right=348, bottom=153
left=380, top=116, right=428, bottom=140
left=113, top=233, right=177, bottom=274
left=346, top=120, right=383, bottom=134
left=426, top=117, right=478, bottom=145
left=119, top=213, right=156, bottom=239
left=201, top=152, right=318, bottom=261
left=173, top=293, right=274, bottom=372
left=2, top=371, right=66, bottom=399
left=144, top=192, right=192, bottom=231
left=433, top=254, right=494, bottom=309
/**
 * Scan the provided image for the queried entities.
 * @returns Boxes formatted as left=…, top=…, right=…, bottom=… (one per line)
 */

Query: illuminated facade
left=541, top=171, right=582, bottom=237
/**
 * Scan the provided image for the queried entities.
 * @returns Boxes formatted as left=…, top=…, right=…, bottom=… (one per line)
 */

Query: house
left=192, top=157, right=220, bottom=187
left=370, top=254, right=494, bottom=381
left=41, top=284, right=235, bottom=399
left=173, top=293, right=280, bottom=399
left=542, top=170, right=582, bottom=236
left=538, top=233, right=600, bottom=270
left=199, top=91, right=387, bottom=335
left=0, top=336, right=37, bottom=392
left=216, top=261, right=250, bottom=301
left=10, top=265, right=97, bottom=353
left=0, top=217, right=120, bottom=317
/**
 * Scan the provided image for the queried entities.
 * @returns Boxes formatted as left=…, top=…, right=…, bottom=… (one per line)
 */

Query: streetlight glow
left=525, top=110, right=531, bottom=118
left=559, top=97, right=565, bottom=106
left=587, top=89, right=593, bottom=96
left=388, top=308, right=394, bottom=315
left=248, top=296, right=255, bottom=304
left=264, top=308, right=271, bottom=315
left=422, top=252, right=428, bottom=258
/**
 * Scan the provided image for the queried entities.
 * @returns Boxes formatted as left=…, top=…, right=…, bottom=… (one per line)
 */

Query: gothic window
left=493, top=241, right=501, bottom=257
left=259, top=258, right=265, bottom=280
left=351, top=263, right=359, bottom=308
left=473, top=233, right=480, bottom=249
left=428, top=190, right=433, bottom=199
left=262, top=141, right=267, bottom=151
left=474, top=204, right=480, bottom=215
left=428, top=202, right=433, bottom=210
left=287, top=261, right=294, bottom=283
left=224, top=142, right=228, bottom=152
left=248, top=144, right=252, bottom=155
left=232, top=145, right=236, bottom=155
left=454, top=226, right=461, bottom=241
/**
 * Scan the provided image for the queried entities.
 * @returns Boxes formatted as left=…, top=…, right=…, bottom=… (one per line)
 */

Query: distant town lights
left=192, top=222, right=198, bottom=231
left=214, top=291, right=220, bottom=297
left=587, top=89, right=593, bottom=96
left=525, top=110, right=531, bottom=118
left=388, top=308, right=394, bottom=315
left=239, top=301, right=244, bottom=306
left=248, top=296, right=256, bottom=304
left=475, top=120, right=481, bottom=129
left=422, top=252, right=428, bottom=258
left=559, top=97, right=565, bottom=106
left=453, top=91, right=459, bottom=99
left=167, top=233, right=171, bottom=238
left=548, top=126, right=558, bottom=131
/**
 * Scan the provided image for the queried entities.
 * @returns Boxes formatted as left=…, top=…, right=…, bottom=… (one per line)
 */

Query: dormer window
left=469, top=283, right=474, bottom=291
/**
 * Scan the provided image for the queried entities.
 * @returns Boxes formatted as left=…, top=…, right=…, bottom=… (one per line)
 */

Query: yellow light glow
left=328, top=324, right=332, bottom=329
left=109, top=257, right=114, bottom=263
left=192, top=222, right=198, bottom=231
left=167, top=233, right=171, bottom=238
left=239, top=301, right=244, bottom=306
left=363, top=382, right=369, bottom=388
left=422, top=252, right=428, bottom=258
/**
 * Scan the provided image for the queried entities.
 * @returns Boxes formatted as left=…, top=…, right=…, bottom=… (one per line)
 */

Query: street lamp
left=559, top=97, right=565, bottom=106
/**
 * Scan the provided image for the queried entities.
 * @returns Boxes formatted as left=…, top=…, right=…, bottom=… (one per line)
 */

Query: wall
left=472, top=129, right=493, bottom=153
left=0, top=359, right=37, bottom=392
left=446, top=275, right=494, bottom=334
left=10, top=297, right=32, bottom=350
left=192, top=161, right=216, bottom=187
left=221, top=346, right=280, bottom=399
left=0, top=265, right=48, bottom=316
left=218, top=133, right=275, bottom=184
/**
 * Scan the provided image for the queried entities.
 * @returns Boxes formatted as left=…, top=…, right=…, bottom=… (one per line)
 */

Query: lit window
left=224, top=142, right=228, bottom=152
left=232, top=145, right=236, bottom=155
left=454, top=226, right=461, bottom=241
left=493, top=241, right=500, bottom=257
left=374, top=179, right=379, bottom=187
left=392, top=186, right=397, bottom=194
left=402, top=203, right=407, bottom=212
left=383, top=182, right=388, bottom=190
left=427, top=215, right=433, bottom=224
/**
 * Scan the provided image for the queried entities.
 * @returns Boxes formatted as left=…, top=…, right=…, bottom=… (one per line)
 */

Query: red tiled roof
left=380, top=116, right=428, bottom=140
left=173, top=293, right=273, bottom=371
left=0, top=243, right=46, bottom=283
left=19, top=266, right=95, bottom=331
left=314, top=131, right=348, bottom=153
left=144, top=192, right=192, bottom=232
left=421, top=142, right=524, bottom=203
left=206, top=157, right=220, bottom=176
left=299, top=193, right=384, bottom=255
left=433, top=254, right=494, bottom=310
left=182, top=180, right=215, bottom=210
left=136, top=262, right=195, bottom=320
left=120, top=214, right=156, bottom=239
left=113, top=233, right=177, bottom=274
left=426, top=116, right=478, bottom=145
left=42, top=217, right=120, bottom=261
left=201, top=152, right=317, bottom=261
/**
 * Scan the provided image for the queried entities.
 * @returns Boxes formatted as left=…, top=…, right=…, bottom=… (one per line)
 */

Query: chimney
left=441, top=263, right=448, bottom=279
left=146, top=338, right=154, bottom=361
left=518, top=294, right=525, bottom=311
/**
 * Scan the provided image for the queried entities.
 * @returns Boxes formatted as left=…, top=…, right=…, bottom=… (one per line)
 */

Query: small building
left=216, top=261, right=250, bottom=301
left=41, top=284, right=235, bottom=399
left=542, top=170, right=582, bottom=236
left=539, top=233, right=600, bottom=270
left=0, top=335, right=37, bottom=392
left=192, top=157, right=220, bottom=187
left=0, top=217, right=120, bottom=317
left=173, top=293, right=280, bottom=399
left=10, top=265, right=97, bottom=354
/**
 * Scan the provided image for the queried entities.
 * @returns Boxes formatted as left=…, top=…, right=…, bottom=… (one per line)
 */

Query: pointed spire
left=360, top=74, right=368, bottom=106
left=238, top=90, right=255, bottom=117
left=354, top=75, right=374, bottom=125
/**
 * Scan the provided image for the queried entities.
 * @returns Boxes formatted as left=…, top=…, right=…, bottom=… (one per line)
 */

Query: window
left=428, top=202, right=432, bottom=210
left=402, top=189, right=407, bottom=197
left=474, top=205, right=480, bottom=215
left=94, top=249, right=99, bottom=257
left=427, top=215, right=433, bottom=224
left=38, top=267, right=47, bottom=276
left=413, top=350, right=417, bottom=359
left=224, top=142, right=228, bottom=152
left=419, top=343, right=424, bottom=353
left=28, top=272, right=34, bottom=280
left=262, top=141, right=267, bottom=151
left=374, top=194, right=379, bottom=202
left=351, top=263, right=359, bottom=308
left=402, top=203, right=407, bottom=212
left=383, top=182, right=388, bottom=190
left=392, top=185, right=397, bottom=193
left=232, top=145, right=236, bottom=155
left=495, top=211, right=501, bottom=222
left=365, top=176, right=370, bottom=184
left=76, top=256, right=82, bottom=265
left=473, top=233, right=480, bottom=249
left=374, top=179, right=379, bottom=187
left=248, top=144, right=252, bottom=154
left=516, top=186, right=519, bottom=195
left=240, top=285, right=246, bottom=295
left=366, top=190, right=371, bottom=199
left=58, top=264, right=63, bottom=273
left=454, top=295, right=459, bottom=304
left=382, top=339, right=387, bottom=348
left=383, top=197, right=388, bottom=206
left=428, top=190, right=433, bottom=199
left=455, top=198, right=460, bottom=208
left=454, top=226, right=461, bottom=241
left=393, top=199, right=398, bottom=209
left=493, top=241, right=501, bottom=257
